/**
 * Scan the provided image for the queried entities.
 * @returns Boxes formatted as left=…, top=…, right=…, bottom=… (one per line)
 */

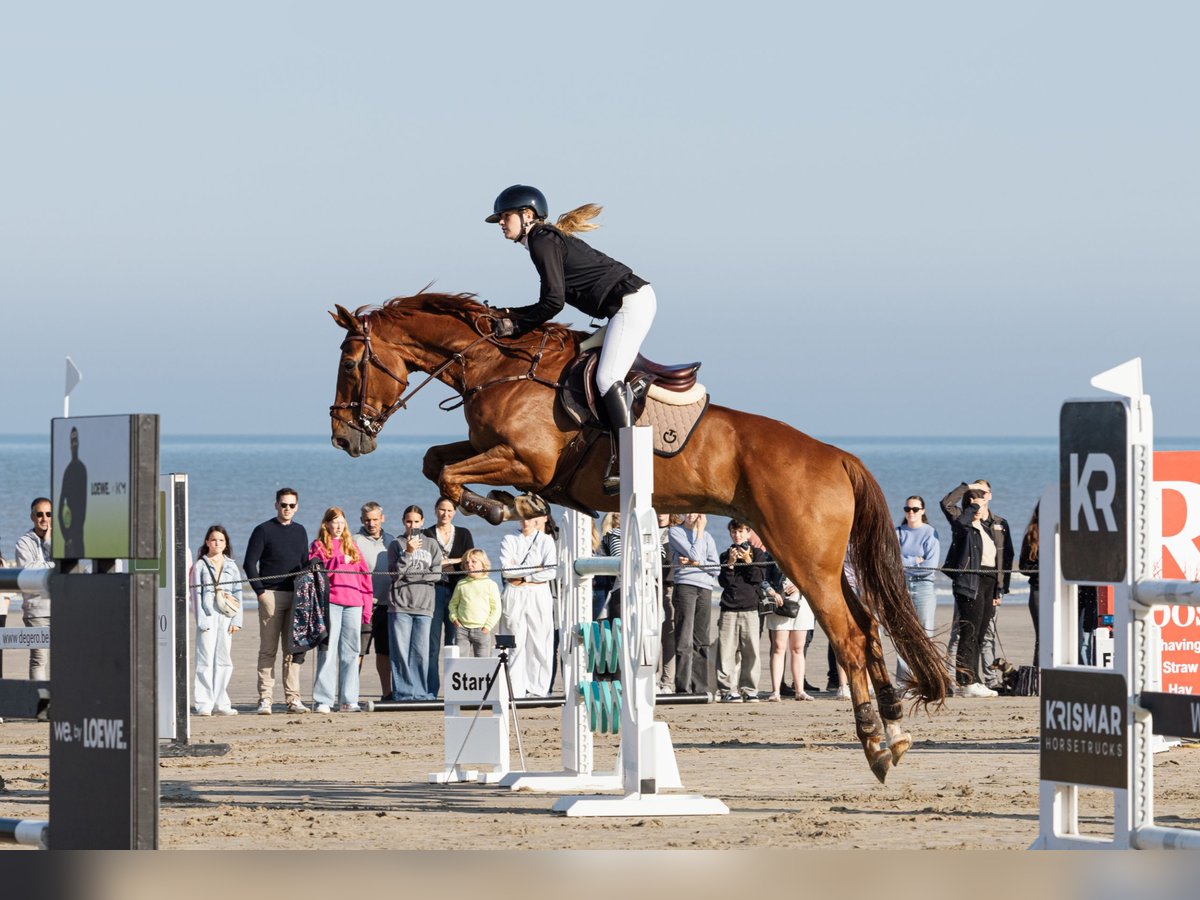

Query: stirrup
left=601, top=452, right=620, bottom=495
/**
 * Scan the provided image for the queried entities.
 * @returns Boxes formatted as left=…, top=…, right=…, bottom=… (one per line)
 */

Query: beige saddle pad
left=635, top=383, right=709, bottom=457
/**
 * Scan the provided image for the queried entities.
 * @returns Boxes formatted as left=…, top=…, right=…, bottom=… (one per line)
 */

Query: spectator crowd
left=1, top=472, right=1085, bottom=722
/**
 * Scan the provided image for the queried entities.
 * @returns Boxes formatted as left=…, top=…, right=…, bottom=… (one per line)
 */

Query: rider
left=486, top=184, right=656, bottom=492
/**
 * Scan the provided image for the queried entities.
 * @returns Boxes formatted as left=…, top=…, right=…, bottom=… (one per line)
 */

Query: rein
left=331, top=313, right=565, bottom=434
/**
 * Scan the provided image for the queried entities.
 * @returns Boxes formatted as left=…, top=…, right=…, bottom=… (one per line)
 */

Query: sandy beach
left=3, top=601, right=1200, bottom=851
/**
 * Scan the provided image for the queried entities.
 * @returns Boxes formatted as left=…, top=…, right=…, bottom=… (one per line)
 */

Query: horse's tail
left=843, top=454, right=948, bottom=709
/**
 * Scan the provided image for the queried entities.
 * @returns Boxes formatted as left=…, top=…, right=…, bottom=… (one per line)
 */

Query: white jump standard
left=504, top=425, right=727, bottom=816
left=1033, top=358, right=1200, bottom=850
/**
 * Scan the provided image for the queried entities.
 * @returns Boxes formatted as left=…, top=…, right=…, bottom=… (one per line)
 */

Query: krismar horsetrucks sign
left=1043, top=399, right=1130, bottom=789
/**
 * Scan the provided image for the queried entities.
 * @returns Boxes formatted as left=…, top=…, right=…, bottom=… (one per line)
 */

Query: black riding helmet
left=485, top=184, right=548, bottom=223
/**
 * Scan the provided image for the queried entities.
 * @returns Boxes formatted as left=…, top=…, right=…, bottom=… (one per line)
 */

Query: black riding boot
left=601, top=382, right=633, bottom=494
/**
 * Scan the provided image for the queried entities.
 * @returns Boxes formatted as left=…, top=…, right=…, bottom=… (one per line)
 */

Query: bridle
left=330, top=311, right=564, bottom=436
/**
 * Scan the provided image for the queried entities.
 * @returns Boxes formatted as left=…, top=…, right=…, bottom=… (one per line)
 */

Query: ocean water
left=3, top=433, right=1198, bottom=601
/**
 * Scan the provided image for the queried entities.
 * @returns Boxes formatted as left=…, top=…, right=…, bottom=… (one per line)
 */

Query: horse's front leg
left=436, top=444, right=551, bottom=525
left=422, top=441, right=478, bottom=486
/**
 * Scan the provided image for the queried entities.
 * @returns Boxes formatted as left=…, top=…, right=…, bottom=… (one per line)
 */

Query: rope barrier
left=197, top=558, right=1034, bottom=593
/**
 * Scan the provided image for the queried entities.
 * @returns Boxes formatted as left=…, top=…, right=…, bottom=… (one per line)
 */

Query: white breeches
left=499, top=582, right=555, bottom=698
left=595, top=284, right=657, bottom=395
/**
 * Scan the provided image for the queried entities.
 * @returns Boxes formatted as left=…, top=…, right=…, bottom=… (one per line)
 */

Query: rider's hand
left=494, top=318, right=516, bottom=338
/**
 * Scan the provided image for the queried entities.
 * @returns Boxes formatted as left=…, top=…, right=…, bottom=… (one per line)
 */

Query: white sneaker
left=314, top=703, right=332, bottom=714
left=257, top=700, right=272, bottom=715
left=288, top=700, right=310, bottom=714
left=742, top=693, right=760, bottom=703
left=214, top=707, right=239, bottom=716
left=194, top=708, right=212, bottom=717
left=835, top=685, right=851, bottom=700
left=720, top=692, right=743, bottom=703
left=340, top=704, right=361, bottom=713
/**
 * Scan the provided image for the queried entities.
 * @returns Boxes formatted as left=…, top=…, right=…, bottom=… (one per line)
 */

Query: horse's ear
left=330, top=304, right=361, bottom=332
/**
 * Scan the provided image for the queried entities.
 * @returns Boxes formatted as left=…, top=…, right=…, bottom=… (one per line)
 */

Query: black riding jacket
left=507, top=223, right=648, bottom=336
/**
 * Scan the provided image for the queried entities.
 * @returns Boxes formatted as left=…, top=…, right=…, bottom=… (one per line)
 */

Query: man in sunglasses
left=14, top=498, right=54, bottom=682
left=244, top=488, right=311, bottom=715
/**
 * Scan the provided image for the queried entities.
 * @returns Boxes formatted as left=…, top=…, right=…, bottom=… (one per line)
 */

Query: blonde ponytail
left=554, top=203, right=603, bottom=235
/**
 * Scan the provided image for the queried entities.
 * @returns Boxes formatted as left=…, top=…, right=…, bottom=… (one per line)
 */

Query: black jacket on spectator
left=718, top=545, right=766, bottom=612
left=940, top=484, right=1014, bottom=601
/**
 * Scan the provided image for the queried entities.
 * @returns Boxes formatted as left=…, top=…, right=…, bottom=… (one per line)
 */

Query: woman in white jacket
left=192, top=525, right=244, bottom=715
left=499, top=515, right=558, bottom=698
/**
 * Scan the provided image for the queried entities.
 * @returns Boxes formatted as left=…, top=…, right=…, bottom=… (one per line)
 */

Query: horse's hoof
left=513, top=493, right=550, bottom=519
left=870, top=750, right=892, bottom=784
left=889, top=733, right=913, bottom=766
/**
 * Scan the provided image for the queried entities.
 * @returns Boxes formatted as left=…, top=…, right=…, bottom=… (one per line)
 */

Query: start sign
left=1059, top=400, right=1128, bottom=583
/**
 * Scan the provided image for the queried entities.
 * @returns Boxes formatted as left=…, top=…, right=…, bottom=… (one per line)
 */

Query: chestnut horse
left=328, top=292, right=946, bottom=783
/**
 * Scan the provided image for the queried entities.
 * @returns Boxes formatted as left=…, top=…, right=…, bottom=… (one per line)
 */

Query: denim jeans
left=455, top=626, right=493, bottom=658
left=896, top=577, right=937, bottom=681
left=313, top=603, right=362, bottom=707
left=389, top=611, right=433, bottom=700
left=427, top=583, right=458, bottom=696
left=23, top=613, right=50, bottom=681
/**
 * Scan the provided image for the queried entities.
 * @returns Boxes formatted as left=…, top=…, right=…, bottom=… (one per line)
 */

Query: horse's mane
left=358, top=290, right=580, bottom=342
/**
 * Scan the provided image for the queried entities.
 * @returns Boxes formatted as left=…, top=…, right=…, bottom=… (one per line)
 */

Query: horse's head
left=328, top=303, right=410, bottom=457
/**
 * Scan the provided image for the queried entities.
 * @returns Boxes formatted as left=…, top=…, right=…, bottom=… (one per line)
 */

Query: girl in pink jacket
left=309, top=507, right=373, bottom=713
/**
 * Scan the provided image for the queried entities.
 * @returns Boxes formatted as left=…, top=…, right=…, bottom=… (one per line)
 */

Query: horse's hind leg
left=818, top=595, right=893, bottom=783
left=862, top=623, right=912, bottom=767
left=845, top=580, right=914, bottom=769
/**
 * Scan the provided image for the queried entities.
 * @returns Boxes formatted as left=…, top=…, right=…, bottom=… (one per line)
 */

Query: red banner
left=1154, top=452, right=1200, bottom=694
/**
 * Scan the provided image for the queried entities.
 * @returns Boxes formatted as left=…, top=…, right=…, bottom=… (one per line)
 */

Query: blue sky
left=3, top=2, right=1198, bottom=439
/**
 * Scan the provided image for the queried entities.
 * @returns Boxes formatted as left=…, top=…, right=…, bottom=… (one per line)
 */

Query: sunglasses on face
left=903, top=507, right=923, bottom=513
left=34, top=512, right=53, bottom=518
left=278, top=502, right=297, bottom=509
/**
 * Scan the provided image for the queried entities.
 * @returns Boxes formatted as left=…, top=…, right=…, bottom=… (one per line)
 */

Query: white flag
left=65, top=357, right=82, bottom=396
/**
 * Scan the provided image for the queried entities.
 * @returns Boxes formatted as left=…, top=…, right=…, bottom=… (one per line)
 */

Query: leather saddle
left=559, top=348, right=702, bottom=429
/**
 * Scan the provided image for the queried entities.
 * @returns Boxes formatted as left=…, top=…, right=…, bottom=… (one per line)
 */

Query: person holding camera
left=941, top=481, right=1014, bottom=697
left=386, top=506, right=444, bottom=701
left=716, top=520, right=767, bottom=703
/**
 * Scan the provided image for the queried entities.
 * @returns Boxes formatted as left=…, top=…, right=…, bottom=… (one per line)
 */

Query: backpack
left=289, top=560, right=331, bottom=654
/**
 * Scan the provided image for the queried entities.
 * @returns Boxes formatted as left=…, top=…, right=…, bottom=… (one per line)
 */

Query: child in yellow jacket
left=448, top=548, right=502, bottom=658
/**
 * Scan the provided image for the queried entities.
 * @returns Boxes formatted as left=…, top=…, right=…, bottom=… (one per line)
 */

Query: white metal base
left=553, top=792, right=729, bottom=817
left=429, top=767, right=509, bottom=784
left=499, top=770, right=623, bottom=792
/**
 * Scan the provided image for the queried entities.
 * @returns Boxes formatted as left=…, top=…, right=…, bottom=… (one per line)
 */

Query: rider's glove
left=494, top=318, right=516, bottom=338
